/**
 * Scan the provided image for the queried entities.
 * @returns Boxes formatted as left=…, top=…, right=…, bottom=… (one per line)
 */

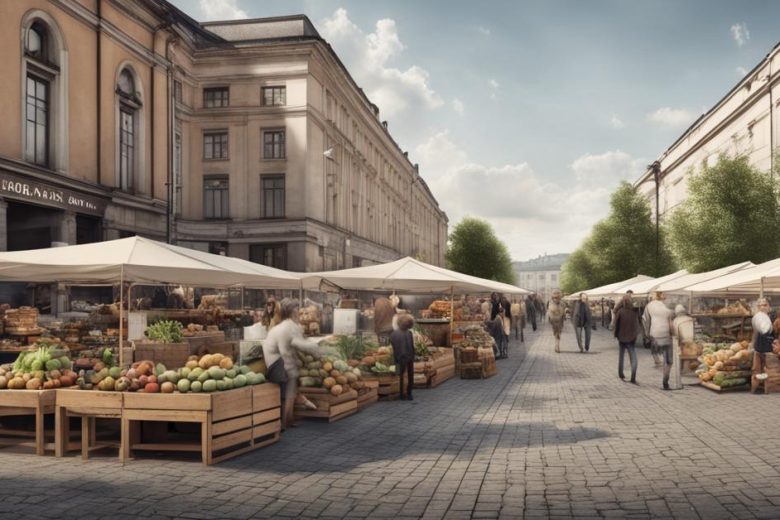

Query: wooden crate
left=296, top=387, right=358, bottom=422
left=0, top=389, right=56, bottom=455
left=356, top=380, right=378, bottom=410
left=182, top=332, right=226, bottom=356
left=122, top=383, right=281, bottom=465
left=133, top=342, right=190, bottom=369
left=366, top=373, right=404, bottom=400
left=700, top=381, right=749, bottom=392
left=460, top=362, right=484, bottom=379
left=55, top=389, right=123, bottom=459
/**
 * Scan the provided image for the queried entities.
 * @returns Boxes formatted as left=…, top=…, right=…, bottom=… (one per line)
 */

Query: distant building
left=635, top=41, right=780, bottom=219
left=513, top=254, right=569, bottom=303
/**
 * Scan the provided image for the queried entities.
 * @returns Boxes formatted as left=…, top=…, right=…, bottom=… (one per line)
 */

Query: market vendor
left=262, top=298, right=323, bottom=428
left=261, top=297, right=282, bottom=330
left=750, top=297, right=776, bottom=383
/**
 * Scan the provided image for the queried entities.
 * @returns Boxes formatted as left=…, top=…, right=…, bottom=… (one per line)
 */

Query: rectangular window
left=174, top=80, right=182, bottom=103
left=203, top=87, right=229, bottom=108
left=261, top=175, right=285, bottom=218
left=262, top=86, right=286, bottom=106
left=203, top=176, right=229, bottom=219
left=263, top=130, right=285, bottom=159
left=25, top=74, right=48, bottom=166
left=203, top=131, right=228, bottom=160
left=250, top=243, right=287, bottom=269
left=174, top=133, right=182, bottom=216
left=119, top=105, right=135, bottom=190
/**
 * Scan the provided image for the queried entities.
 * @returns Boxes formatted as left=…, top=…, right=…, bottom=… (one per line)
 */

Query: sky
left=170, top=0, right=780, bottom=261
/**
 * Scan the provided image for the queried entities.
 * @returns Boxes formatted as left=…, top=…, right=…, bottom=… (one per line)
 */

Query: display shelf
left=0, top=389, right=56, bottom=455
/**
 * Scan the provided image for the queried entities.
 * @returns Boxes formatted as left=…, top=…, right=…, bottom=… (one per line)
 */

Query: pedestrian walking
left=510, top=298, right=525, bottom=342
left=547, top=289, right=566, bottom=353
left=490, top=292, right=501, bottom=320
left=643, top=291, right=674, bottom=390
left=526, top=293, right=537, bottom=331
left=750, top=297, right=776, bottom=389
left=573, top=292, right=593, bottom=353
left=612, top=293, right=640, bottom=384
left=500, top=297, right=512, bottom=357
left=391, top=313, right=416, bottom=400
left=670, top=304, right=693, bottom=390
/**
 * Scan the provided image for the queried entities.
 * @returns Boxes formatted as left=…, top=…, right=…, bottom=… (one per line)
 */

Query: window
left=203, top=176, right=229, bottom=219
left=203, top=131, right=228, bottom=160
left=262, top=86, right=286, bottom=106
left=263, top=130, right=285, bottom=159
left=174, top=80, right=182, bottom=103
left=25, top=75, right=48, bottom=166
left=203, top=87, right=228, bottom=108
left=250, top=244, right=287, bottom=269
left=116, top=68, right=140, bottom=191
left=261, top=175, right=285, bottom=218
left=25, top=22, right=47, bottom=61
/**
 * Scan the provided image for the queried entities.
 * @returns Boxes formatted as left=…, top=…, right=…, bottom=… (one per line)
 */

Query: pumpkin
left=335, top=375, right=348, bottom=386
left=362, top=356, right=376, bottom=366
left=323, top=377, right=336, bottom=389
left=330, top=384, right=343, bottom=396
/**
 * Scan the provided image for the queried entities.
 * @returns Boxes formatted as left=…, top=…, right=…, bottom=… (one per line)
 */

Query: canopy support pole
left=449, top=286, right=454, bottom=347
left=119, top=267, right=124, bottom=367
left=761, top=277, right=765, bottom=299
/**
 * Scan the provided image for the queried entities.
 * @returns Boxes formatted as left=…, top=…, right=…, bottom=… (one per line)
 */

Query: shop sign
left=0, top=173, right=107, bottom=216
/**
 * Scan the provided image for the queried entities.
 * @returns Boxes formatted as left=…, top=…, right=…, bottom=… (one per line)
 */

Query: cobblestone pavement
left=3, top=324, right=780, bottom=519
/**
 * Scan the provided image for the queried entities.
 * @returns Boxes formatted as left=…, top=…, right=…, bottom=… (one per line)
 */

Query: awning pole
left=449, top=286, right=454, bottom=347
left=119, top=267, right=124, bottom=367
left=761, top=277, right=765, bottom=299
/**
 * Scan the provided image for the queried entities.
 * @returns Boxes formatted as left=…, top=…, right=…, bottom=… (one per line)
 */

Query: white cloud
left=730, top=22, right=750, bottom=47
left=736, top=66, right=748, bottom=77
left=477, top=26, right=491, bottom=36
left=198, top=0, right=247, bottom=21
left=609, top=114, right=624, bottom=129
left=415, top=131, right=644, bottom=259
left=489, top=79, right=500, bottom=89
left=320, top=9, right=443, bottom=118
left=647, top=107, right=696, bottom=128
left=452, top=98, right=465, bottom=115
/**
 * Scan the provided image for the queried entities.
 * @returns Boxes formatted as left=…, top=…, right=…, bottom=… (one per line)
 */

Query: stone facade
left=0, top=1, right=448, bottom=272
left=635, top=42, right=780, bottom=218
left=513, top=253, right=568, bottom=303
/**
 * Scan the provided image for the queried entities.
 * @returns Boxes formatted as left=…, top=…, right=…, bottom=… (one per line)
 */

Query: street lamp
left=650, top=161, right=662, bottom=276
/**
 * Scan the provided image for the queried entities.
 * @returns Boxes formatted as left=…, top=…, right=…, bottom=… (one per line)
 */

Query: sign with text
left=0, top=172, right=108, bottom=216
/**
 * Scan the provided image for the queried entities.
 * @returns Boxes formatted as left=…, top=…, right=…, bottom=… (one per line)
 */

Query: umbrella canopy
left=652, top=261, right=754, bottom=294
left=299, top=256, right=529, bottom=295
left=0, top=236, right=302, bottom=288
left=684, top=258, right=780, bottom=294
left=613, top=270, right=689, bottom=298
left=565, top=274, right=653, bottom=301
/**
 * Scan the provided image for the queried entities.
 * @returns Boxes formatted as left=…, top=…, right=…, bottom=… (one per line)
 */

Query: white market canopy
left=565, top=274, right=653, bottom=301
left=613, top=270, right=689, bottom=298
left=652, top=261, right=754, bottom=294
left=0, top=236, right=302, bottom=289
left=683, top=258, right=780, bottom=295
left=299, top=256, right=529, bottom=295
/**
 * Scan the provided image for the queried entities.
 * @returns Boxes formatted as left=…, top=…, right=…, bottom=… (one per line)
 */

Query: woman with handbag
left=262, top=298, right=323, bottom=428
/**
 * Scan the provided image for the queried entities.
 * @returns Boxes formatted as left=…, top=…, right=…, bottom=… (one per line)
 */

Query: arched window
left=116, top=67, right=142, bottom=192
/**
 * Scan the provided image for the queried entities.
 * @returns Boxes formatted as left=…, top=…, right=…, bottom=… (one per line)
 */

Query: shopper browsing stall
left=643, top=291, right=674, bottom=390
left=751, top=297, right=776, bottom=387
left=391, top=313, right=416, bottom=400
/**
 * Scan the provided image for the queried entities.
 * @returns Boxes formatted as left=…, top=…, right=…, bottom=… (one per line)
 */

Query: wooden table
left=0, top=389, right=56, bottom=455
left=55, top=390, right=123, bottom=460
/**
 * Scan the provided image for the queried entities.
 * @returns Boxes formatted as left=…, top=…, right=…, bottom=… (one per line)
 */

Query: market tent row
left=652, top=262, right=754, bottom=294
left=684, top=258, right=780, bottom=295
left=298, top=256, right=529, bottom=295
left=564, top=274, right=653, bottom=301
left=0, top=236, right=302, bottom=289
left=613, top=270, right=689, bottom=298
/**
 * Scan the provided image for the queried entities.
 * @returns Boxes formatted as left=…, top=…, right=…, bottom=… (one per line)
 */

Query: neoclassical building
left=635, top=41, right=780, bottom=219
left=0, top=0, right=448, bottom=271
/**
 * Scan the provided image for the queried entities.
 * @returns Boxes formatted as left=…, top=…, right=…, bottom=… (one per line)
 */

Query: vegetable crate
left=55, top=389, right=123, bottom=460
left=753, top=353, right=780, bottom=394
left=121, top=383, right=281, bottom=465
left=0, top=389, right=56, bottom=455
left=365, top=373, right=406, bottom=400
left=356, top=380, right=378, bottom=410
left=296, top=387, right=359, bottom=422
left=414, top=348, right=456, bottom=388
left=133, top=342, right=190, bottom=370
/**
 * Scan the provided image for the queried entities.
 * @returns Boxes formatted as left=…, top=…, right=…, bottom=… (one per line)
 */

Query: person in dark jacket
left=573, top=293, right=593, bottom=353
left=391, top=313, right=416, bottom=400
left=490, top=292, right=501, bottom=320
left=526, top=294, right=537, bottom=331
left=612, top=293, right=640, bottom=384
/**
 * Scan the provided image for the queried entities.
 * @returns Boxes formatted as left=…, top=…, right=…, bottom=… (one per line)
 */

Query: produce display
left=145, top=320, right=184, bottom=343
left=0, top=342, right=76, bottom=389
left=452, top=297, right=487, bottom=322
left=413, top=327, right=433, bottom=359
left=420, top=300, right=451, bottom=319
left=4, top=306, right=41, bottom=334
left=298, top=302, right=322, bottom=336
left=697, top=301, right=752, bottom=316
left=696, top=341, right=751, bottom=388
left=456, top=324, right=496, bottom=350
left=296, top=352, right=366, bottom=396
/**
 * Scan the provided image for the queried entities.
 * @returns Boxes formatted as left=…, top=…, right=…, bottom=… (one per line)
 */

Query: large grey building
left=513, top=254, right=569, bottom=302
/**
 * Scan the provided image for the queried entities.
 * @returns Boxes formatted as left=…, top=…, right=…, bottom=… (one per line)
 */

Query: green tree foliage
left=667, top=154, right=780, bottom=273
left=446, top=217, right=517, bottom=285
left=560, top=182, right=675, bottom=293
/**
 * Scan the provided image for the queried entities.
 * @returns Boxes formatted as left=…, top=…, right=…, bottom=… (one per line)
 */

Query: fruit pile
left=79, top=353, right=266, bottom=393
left=697, top=341, right=751, bottom=387
left=297, top=353, right=365, bottom=396
left=0, top=343, right=77, bottom=390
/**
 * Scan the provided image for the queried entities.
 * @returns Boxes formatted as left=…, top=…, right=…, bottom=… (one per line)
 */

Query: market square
left=3, top=1, right=780, bottom=519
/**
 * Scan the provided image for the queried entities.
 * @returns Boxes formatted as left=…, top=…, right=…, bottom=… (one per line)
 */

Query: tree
left=560, top=182, right=675, bottom=293
left=667, top=154, right=780, bottom=273
left=446, top=217, right=517, bottom=285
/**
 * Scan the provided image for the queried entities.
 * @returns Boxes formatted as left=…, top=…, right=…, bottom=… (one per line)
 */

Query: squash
left=330, top=384, right=343, bottom=396
left=323, top=377, right=336, bottom=389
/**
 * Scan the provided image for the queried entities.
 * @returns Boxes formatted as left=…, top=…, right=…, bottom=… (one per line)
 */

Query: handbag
left=265, top=358, right=288, bottom=385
